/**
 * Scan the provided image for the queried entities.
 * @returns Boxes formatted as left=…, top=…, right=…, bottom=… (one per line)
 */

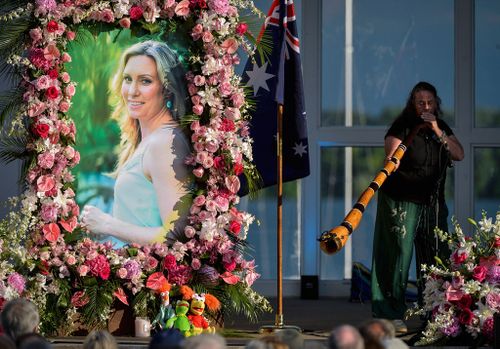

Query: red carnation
left=46, top=86, right=60, bottom=100
left=35, top=123, right=50, bottom=138
left=163, top=254, right=177, bottom=269
left=129, top=5, right=144, bottom=20
left=47, top=20, right=59, bottom=33
left=48, top=69, right=59, bottom=79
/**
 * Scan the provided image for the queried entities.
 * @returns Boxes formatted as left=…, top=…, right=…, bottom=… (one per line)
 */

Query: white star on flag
left=293, top=142, right=308, bottom=157
left=245, top=62, right=275, bottom=96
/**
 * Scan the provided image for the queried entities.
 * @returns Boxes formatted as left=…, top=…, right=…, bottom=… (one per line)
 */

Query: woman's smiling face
left=121, top=55, right=165, bottom=121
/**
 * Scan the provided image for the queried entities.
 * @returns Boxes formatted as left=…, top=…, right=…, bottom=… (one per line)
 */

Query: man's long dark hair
left=401, top=81, right=443, bottom=118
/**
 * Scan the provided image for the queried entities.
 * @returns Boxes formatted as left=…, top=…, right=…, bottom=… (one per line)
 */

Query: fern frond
left=0, top=86, right=24, bottom=127
left=0, top=0, right=30, bottom=15
left=81, top=280, right=117, bottom=329
left=0, top=134, right=29, bottom=164
left=0, top=16, right=31, bottom=60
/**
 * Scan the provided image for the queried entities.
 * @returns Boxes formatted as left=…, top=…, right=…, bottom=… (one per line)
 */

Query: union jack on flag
left=241, top=0, right=309, bottom=192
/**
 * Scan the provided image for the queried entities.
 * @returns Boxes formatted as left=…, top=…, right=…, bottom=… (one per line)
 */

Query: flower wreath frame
left=0, top=0, right=271, bottom=336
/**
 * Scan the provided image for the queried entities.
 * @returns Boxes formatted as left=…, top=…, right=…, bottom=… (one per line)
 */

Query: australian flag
left=242, top=0, right=310, bottom=191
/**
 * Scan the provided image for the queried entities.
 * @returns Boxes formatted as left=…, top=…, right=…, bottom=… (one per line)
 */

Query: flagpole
left=260, top=103, right=300, bottom=333
left=276, top=103, right=284, bottom=327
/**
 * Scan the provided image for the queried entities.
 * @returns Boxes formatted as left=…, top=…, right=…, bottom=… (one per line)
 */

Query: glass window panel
left=239, top=183, right=301, bottom=279
left=321, top=0, right=454, bottom=127
left=473, top=148, right=500, bottom=218
left=475, top=1, right=500, bottom=128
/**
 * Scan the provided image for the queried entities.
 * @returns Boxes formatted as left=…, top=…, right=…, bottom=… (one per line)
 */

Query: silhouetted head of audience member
left=328, top=325, right=364, bottom=349
left=382, top=337, right=409, bottom=349
left=184, top=333, right=226, bottom=349
left=274, top=328, right=304, bottom=349
left=0, top=334, right=16, bottom=349
left=0, top=298, right=40, bottom=341
left=245, top=335, right=289, bottom=349
left=149, top=328, right=185, bottom=349
left=82, top=330, right=118, bottom=349
left=16, top=333, right=52, bottom=349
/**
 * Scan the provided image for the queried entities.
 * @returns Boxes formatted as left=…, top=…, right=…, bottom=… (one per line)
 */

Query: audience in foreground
left=0, top=298, right=40, bottom=342
left=83, top=329, right=118, bottom=349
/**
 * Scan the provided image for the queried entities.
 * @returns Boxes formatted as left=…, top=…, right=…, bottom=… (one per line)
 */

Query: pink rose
left=193, top=75, right=206, bottom=86
left=119, top=17, right=131, bottom=28
left=77, top=265, right=89, bottom=277
left=65, top=84, right=76, bottom=97
left=66, top=31, right=76, bottom=41
left=35, top=75, right=51, bottom=90
left=117, top=267, right=128, bottom=279
left=60, top=72, right=70, bottom=83
left=202, top=31, right=214, bottom=43
left=193, top=104, right=204, bottom=115
left=37, top=174, right=55, bottom=192
left=191, top=258, right=201, bottom=270
left=193, top=195, right=206, bottom=206
left=221, top=38, right=238, bottom=54
left=202, top=156, right=214, bottom=169
left=219, top=81, right=232, bottom=96
left=29, top=28, right=43, bottom=43
left=59, top=100, right=70, bottom=112
left=65, top=254, right=77, bottom=265
left=472, top=265, right=488, bottom=282
left=214, top=196, right=229, bottom=211
left=174, top=0, right=190, bottom=17
left=100, top=8, right=114, bottom=22
left=61, top=52, right=72, bottom=63
left=231, top=92, right=244, bottom=108
left=184, top=226, right=196, bottom=238
left=144, top=256, right=159, bottom=271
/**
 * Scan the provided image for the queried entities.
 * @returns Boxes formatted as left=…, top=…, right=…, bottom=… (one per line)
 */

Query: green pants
left=371, top=191, right=449, bottom=319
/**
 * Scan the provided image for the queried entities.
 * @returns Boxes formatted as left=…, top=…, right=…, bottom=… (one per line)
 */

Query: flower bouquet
left=407, top=211, right=500, bottom=346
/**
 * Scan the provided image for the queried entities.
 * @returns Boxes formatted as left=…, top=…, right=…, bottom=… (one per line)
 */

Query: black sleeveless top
left=381, top=114, right=453, bottom=204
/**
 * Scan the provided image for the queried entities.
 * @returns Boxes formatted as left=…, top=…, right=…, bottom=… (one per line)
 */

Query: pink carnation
left=208, top=0, right=229, bottom=15
left=37, top=174, right=55, bottom=192
left=38, top=152, right=55, bottom=169
left=7, top=273, right=26, bottom=294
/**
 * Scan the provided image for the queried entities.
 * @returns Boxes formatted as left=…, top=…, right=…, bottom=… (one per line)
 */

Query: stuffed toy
left=146, top=272, right=175, bottom=330
left=187, top=293, right=221, bottom=335
left=165, top=300, right=192, bottom=336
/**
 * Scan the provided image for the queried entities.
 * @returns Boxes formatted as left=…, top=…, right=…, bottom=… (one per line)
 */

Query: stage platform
left=46, top=296, right=433, bottom=349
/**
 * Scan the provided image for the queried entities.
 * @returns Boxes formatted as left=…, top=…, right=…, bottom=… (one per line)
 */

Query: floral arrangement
left=0, top=0, right=271, bottom=336
left=407, top=211, right=500, bottom=346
